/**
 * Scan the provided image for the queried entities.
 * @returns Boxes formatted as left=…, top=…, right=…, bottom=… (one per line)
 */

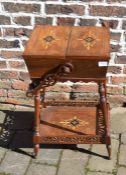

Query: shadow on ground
left=0, top=109, right=108, bottom=159
left=0, top=110, right=34, bottom=148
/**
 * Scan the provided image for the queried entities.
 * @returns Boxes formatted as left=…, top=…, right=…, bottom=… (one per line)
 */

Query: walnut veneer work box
left=23, top=25, right=111, bottom=159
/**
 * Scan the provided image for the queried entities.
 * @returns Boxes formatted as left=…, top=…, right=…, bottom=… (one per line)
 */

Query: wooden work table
left=23, top=24, right=111, bottom=159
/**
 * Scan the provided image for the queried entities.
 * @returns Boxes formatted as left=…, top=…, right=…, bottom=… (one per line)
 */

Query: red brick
left=8, top=61, right=26, bottom=70
left=0, top=103, right=15, bottom=110
left=111, top=44, right=121, bottom=52
left=107, top=85, right=123, bottom=95
left=122, top=20, right=126, bottom=30
left=108, top=95, right=125, bottom=107
left=72, top=83, right=98, bottom=93
left=124, top=31, right=126, bottom=42
left=8, top=90, right=26, bottom=98
left=110, top=32, right=121, bottom=42
left=111, top=76, right=126, bottom=84
left=0, top=71, right=18, bottom=79
left=46, top=4, right=85, bottom=15
left=0, top=61, right=7, bottom=69
left=0, top=29, right=2, bottom=37
left=90, top=5, right=126, bottom=17
left=12, top=80, right=29, bottom=90
left=0, top=80, right=12, bottom=89
left=3, top=28, right=32, bottom=37
left=21, top=40, right=27, bottom=48
left=79, top=18, right=97, bottom=26
left=4, top=98, right=22, bottom=105
left=65, top=0, right=102, bottom=1
left=123, top=66, right=126, bottom=74
left=123, top=86, right=126, bottom=95
left=107, top=66, right=122, bottom=74
left=0, top=15, right=11, bottom=25
left=57, top=17, right=75, bottom=26
left=3, top=2, right=41, bottom=13
left=15, top=28, right=32, bottom=37
left=45, top=92, right=70, bottom=101
left=35, top=17, right=53, bottom=25
left=19, top=72, right=30, bottom=81
left=106, top=78, right=110, bottom=84
left=13, top=16, right=31, bottom=26
left=3, top=28, right=14, bottom=37
left=107, top=0, right=124, bottom=2
left=101, top=19, right=118, bottom=29
left=1, top=50, right=23, bottom=59
left=15, top=105, right=34, bottom=111
left=70, top=92, right=99, bottom=101
left=0, top=39, right=20, bottom=48
left=0, top=89, right=7, bottom=97
left=46, top=83, right=72, bottom=92
left=115, top=55, right=126, bottom=64
left=4, top=97, right=33, bottom=106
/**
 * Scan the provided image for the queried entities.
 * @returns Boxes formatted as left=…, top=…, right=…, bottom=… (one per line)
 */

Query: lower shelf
left=34, top=105, right=107, bottom=144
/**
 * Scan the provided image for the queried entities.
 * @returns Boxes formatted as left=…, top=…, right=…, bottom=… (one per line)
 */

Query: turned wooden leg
left=106, top=138, right=111, bottom=160
left=106, top=103, right=111, bottom=160
left=34, top=90, right=41, bottom=158
left=34, top=144, right=40, bottom=158
left=99, top=82, right=111, bottom=160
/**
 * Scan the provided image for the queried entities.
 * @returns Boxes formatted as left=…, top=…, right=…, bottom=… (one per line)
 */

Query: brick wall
left=0, top=0, right=126, bottom=107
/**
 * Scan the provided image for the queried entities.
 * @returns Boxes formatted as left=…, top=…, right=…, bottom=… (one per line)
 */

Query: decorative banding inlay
left=41, top=136, right=101, bottom=143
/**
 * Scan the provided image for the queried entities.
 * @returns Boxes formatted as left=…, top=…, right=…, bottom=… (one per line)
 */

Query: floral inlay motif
left=59, top=116, right=89, bottom=130
left=78, top=31, right=100, bottom=50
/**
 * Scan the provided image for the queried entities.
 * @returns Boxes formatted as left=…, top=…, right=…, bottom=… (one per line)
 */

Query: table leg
left=99, top=82, right=111, bottom=160
left=34, top=90, right=41, bottom=158
left=106, top=103, right=111, bottom=160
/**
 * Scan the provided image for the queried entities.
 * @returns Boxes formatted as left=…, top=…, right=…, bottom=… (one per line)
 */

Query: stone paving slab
left=117, top=167, right=126, bottom=175
left=32, top=148, right=62, bottom=166
left=57, top=145, right=90, bottom=175
left=0, top=151, right=31, bottom=175
left=0, top=147, right=6, bottom=163
left=110, top=107, right=126, bottom=134
left=26, top=163, right=57, bottom=175
left=121, top=132, right=126, bottom=144
left=86, top=139, right=119, bottom=173
left=119, top=144, right=126, bottom=165
left=87, top=172, right=113, bottom=175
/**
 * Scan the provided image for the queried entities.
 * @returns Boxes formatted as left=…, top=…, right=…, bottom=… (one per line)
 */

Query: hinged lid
left=67, top=26, right=110, bottom=60
left=23, top=25, right=110, bottom=61
left=23, top=25, right=71, bottom=60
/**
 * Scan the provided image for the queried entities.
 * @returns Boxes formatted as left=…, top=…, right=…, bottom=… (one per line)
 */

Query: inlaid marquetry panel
left=67, top=26, right=110, bottom=59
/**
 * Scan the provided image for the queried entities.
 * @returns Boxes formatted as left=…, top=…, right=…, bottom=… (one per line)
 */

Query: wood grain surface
left=23, top=25, right=110, bottom=79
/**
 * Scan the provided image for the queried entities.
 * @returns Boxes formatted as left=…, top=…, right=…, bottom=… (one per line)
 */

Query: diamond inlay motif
left=59, top=116, right=89, bottom=130
left=78, top=31, right=100, bottom=50
left=41, top=30, right=60, bottom=49
left=43, top=36, right=55, bottom=43
left=84, top=37, right=95, bottom=43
